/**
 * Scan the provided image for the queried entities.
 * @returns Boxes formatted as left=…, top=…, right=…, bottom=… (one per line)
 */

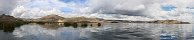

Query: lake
left=0, top=23, right=193, bottom=40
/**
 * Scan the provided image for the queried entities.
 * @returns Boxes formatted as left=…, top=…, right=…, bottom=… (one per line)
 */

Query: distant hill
left=0, top=14, right=28, bottom=26
left=21, top=14, right=190, bottom=24
left=150, top=20, right=190, bottom=24
left=34, top=14, right=104, bottom=23
left=66, top=16, right=104, bottom=22
left=0, top=14, right=22, bottom=21
left=38, top=14, right=66, bottom=22
left=105, top=20, right=190, bottom=24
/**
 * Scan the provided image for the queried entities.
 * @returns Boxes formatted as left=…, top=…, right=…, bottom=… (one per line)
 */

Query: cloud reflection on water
left=13, top=24, right=91, bottom=40
left=11, top=23, right=194, bottom=40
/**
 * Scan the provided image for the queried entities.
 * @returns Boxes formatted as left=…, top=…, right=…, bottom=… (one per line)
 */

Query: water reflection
left=13, top=24, right=89, bottom=40
left=0, top=23, right=194, bottom=40
left=0, top=22, right=26, bottom=32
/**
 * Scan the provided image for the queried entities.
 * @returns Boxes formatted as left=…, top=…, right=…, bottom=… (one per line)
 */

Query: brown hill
left=66, top=16, right=104, bottom=22
left=35, top=14, right=190, bottom=24
left=150, top=20, right=190, bottom=24
left=36, top=14, right=105, bottom=23
left=0, top=14, right=22, bottom=21
left=38, top=14, right=66, bottom=22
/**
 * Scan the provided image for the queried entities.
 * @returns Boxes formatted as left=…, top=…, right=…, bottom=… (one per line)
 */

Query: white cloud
left=10, top=0, right=194, bottom=22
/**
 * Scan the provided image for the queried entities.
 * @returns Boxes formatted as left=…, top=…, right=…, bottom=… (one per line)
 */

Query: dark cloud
left=105, top=10, right=144, bottom=16
left=0, top=0, right=17, bottom=15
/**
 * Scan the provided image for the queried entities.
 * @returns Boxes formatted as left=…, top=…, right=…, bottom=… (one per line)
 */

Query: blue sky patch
left=59, top=0, right=72, bottom=3
left=161, top=5, right=176, bottom=11
left=59, top=0, right=87, bottom=3
left=59, top=0, right=87, bottom=6
left=60, top=7, right=73, bottom=13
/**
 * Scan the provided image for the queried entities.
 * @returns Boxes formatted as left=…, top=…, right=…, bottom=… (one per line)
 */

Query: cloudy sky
left=0, top=0, right=194, bottom=22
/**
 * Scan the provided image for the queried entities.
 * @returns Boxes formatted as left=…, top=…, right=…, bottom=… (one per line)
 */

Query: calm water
left=0, top=23, right=193, bottom=40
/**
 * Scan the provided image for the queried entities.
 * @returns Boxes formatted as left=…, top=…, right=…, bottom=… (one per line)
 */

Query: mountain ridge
left=0, top=14, right=190, bottom=24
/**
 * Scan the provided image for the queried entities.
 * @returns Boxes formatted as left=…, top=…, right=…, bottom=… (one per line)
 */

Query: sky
left=0, top=0, right=194, bottom=22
